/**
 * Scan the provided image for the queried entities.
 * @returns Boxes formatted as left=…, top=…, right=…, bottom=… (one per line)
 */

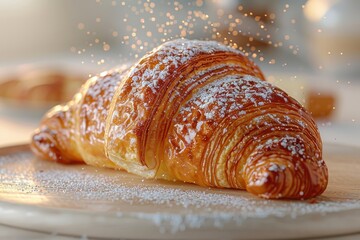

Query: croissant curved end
left=30, top=105, right=83, bottom=164
left=244, top=152, right=328, bottom=199
left=31, top=127, right=64, bottom=163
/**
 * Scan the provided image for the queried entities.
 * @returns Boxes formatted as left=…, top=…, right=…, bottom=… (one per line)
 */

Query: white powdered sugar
left=127, top=39, right=243, bottom=101
left=0, top=150, right=359, bottom=234
left=179, top=74, right=286, bottom=122
left=268, top=162, right=286, bottom=172
left=279, top=136, right=306, bottom=156
left=79, top=66, right=129, bottom=143
left=174, top=74, right=289, bottom=144
left=254, top=134, right=308, bottom=159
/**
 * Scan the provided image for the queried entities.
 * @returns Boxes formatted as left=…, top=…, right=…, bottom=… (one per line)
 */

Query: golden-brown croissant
left=31, top=39, right=328, bottom=199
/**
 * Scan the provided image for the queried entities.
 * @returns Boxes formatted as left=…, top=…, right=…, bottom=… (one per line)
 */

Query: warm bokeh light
left=303, top=0, right=331, bottom=22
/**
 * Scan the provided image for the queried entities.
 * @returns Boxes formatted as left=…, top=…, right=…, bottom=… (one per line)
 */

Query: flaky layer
left=105, top=39, right=265, bottom=178
left=165, top=74, right=327, bottom=199
left=31, top=66, right=130, bottom=167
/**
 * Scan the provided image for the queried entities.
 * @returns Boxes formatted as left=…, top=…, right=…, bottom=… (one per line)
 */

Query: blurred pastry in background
left=272, top=76, right=336, bottom=120
left=306, top=91, right=336, bottom=119
left=0, top=67, right=86, bottom=109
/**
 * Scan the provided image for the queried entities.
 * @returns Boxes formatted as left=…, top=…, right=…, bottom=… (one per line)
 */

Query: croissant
left=31, top=39, right=328, bottom=199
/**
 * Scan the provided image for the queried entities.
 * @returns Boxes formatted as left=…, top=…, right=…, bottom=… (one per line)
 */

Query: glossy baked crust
left=31, top=39, right=328, bottom=199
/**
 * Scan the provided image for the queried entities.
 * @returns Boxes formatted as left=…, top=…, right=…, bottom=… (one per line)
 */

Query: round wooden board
left=0, top=143, right=359, bottom=239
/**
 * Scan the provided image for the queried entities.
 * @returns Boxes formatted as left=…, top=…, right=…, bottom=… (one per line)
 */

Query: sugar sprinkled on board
left=0, top=151, right=359, bottom=234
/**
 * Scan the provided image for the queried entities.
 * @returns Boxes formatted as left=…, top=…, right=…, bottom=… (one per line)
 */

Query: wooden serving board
left=0, top=143, right=359, bottom=239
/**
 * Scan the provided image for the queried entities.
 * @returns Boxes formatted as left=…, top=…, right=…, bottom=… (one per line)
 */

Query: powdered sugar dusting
left=174, top=74, right=288, bottom=144
left=0, top=149, right=359, bottom=234
left=128, top=39, right=243, bottom=102
left=268, top=163, right=286, bottom=172
left=179, top=74, right=286, bottom=122
left=168, top=63, right=234, bottom=103
left=255, top=135, right=306, bottom=158
left=79, top=65, right=129, bottom=144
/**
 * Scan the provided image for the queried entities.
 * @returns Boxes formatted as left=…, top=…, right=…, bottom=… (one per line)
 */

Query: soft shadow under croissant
left=31, top=39, right=328, bottom=199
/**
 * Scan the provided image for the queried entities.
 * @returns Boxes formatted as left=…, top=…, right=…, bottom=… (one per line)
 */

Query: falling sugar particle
left=72, top=2, right=313, bottom=73
left=103, top=44, right=111, bottom=51
left=77, top=23, right=85, bottom=30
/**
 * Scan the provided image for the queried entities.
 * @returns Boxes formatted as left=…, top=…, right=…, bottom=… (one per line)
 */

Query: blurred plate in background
left=0, top=64, right=87, bottom=116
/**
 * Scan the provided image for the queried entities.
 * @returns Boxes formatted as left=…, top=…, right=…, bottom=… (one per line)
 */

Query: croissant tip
left=245, top=160, right=328, bottom=200
left=31, top=127, right=65, bottom=163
